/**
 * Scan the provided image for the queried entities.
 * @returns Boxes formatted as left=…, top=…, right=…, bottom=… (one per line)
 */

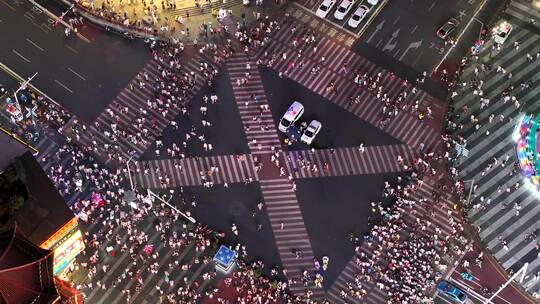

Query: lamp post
left=461, top=179, right=475, bottom=207
left=13, top=72, right=38, bottom=121
left=125, top=157, right=196, bottom=223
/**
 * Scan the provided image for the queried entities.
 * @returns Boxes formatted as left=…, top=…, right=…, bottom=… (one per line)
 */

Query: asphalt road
left=0, top=0, right=150, bottom=123
left=295, top=173, right=404, bottom=289
left=356, top=0, right=506, bottom=74
left=259, top=67, right=403, bottom=150
left=138, top=66, right=251, bottom=160
left=434, top=244, right=537, bottom=304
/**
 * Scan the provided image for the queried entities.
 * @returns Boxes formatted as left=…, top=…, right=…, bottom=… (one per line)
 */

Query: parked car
left=492, top=20, right=512, bottom=45
left=278, top=101, right=304, bottom=132
left=348, top=5, right=369, bottom=28
left=437, top=281, right=468, bottom=303
left=437, top=18, right=459, bottom=40
left=316, top=0, right=336, bottom=18
left=301, top=120, right=322, bottom=145
left=334, top=0, right=354, bottom=20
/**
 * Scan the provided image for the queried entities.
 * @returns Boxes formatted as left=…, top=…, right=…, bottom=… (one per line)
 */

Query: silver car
left=301, top=120, right=322, bottom=145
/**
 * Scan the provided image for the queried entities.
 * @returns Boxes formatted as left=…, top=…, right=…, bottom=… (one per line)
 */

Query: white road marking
left=67, top=67, right=86, bottom=81
left=25, top=38, right=43, bottom=51
left=411, top=25, right=418, bottom=34
left=393, top=15, right=400, bottom=24
left=0, top=61, right=61, bottom=108
left=428, top=2, right=436, bottom=12
left=54, top=79, right=73, bottom=93
left=12, top=49, right=30, bottom=63
left=432, top=0, right=488, bottom=73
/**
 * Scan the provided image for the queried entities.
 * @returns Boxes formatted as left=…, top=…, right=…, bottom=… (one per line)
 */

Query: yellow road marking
left=0, top=0, right=15, bottom=11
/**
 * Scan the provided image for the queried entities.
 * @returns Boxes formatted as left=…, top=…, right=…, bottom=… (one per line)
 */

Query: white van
left=278, top=101, right=304, bottom=132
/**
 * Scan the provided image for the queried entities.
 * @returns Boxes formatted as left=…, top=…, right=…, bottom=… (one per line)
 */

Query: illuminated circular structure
left=515, top=114, right=540, bottom=191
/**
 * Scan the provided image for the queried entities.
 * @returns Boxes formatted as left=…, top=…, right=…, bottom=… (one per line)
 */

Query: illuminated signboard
left=40, top=217, right=85, bottom=274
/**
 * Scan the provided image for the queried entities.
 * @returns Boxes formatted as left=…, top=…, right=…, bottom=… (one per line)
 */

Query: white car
left=301, top=120, right=322, bottom=145
left=367, top=0, right=379, bottom=5
left=279, top=101, right=304, bottom=133
left=348, top=5, right=369, bottom=28
left=316, top=0, right=336, bottom=18
left=334, top=0, right=353, bottom=20
left=492, top=20, right=512, bottom=45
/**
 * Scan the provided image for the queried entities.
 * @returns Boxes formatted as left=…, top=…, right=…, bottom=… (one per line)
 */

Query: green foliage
left=8, top=195, right=25, bottom=214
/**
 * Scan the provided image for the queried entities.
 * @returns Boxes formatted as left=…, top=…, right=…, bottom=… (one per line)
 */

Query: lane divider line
left=12, top=49, right=31, bottom=63
left=0, top=61, right=64, bottom=110
left=26, top=38, right=44, bottom=51
left=54, top=79, right=73, bottom=93
left=67, top=67, right=86, bottom=81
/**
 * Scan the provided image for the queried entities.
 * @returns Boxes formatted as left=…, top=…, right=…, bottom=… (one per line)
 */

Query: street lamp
left=462, top=179, right=475, bottom=207
left=12, top=72, right=38, bottom=122
left=125, top=157, right=196, bottom=223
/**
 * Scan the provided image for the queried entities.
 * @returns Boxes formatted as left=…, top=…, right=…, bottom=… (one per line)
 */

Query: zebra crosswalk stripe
left=453, top=3, right=540, bottom=294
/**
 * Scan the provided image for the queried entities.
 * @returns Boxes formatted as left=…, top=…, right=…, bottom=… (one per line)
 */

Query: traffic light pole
left=125, top=157, right=196, bottom=223
left=27, top=0, right=74, bottom=31
left=13, top=72, right=38, bottom=114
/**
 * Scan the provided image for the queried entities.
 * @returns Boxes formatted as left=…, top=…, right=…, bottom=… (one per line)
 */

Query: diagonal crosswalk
left=283, top=144, right=416, bottom=179
left=226, top=53, right=283, bottom=154
left=71, top=51, right=220, bottom=164
left=34, top=130, right=93, bottom=206
left=78, top=209, right=215, bottom=304
left=259, top=178, right=325, bottom=298
left=132, top=154, right=260, bottom=188
left=254, top=17, right=442, bottom=153
left=452, top=0, right=540, bottom=296
left=326, top=180, right=460, bottom=303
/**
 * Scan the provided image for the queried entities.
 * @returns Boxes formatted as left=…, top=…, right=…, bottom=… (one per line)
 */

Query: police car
left=492, top=20, right=512, bottom=45
left=279, top=101, right=304, bottom=133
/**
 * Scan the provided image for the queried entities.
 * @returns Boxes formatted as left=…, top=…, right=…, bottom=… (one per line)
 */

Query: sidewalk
left=69, top=0, right=271, bottom=42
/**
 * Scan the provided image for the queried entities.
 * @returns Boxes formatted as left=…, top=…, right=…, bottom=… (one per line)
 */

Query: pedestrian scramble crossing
left=327, top=180, right=461, bottom=303
left=283, top=144, right=416, bottom=179
left=73, top=51, right=219, bottom=163
left=259, top=178, right=325, bottom=298
left=131, top=154, right=260, bottom=188
left=34, top=130, right=93, bottom=206
left=452, top=0, right=540, bottom=296
left=78, top=206, right=215, bottom=304
left=254, top=17, right=442, bottom=153
left=226, top=53, right=283, bottom=154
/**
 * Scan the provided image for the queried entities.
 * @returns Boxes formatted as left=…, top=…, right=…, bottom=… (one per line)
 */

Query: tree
left=8, top=195, right=25, bottom=215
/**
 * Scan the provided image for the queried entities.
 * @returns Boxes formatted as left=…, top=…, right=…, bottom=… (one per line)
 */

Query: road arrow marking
left=366, top=19, right=385, bottom=43
left=399, top=39, right=423, bottom=61
left=382, top=28, right=400, bottom=52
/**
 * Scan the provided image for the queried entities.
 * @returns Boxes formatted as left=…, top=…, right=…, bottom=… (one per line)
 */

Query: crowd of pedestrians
left=0, top=1, right=494, bottom=302
left=68, top=38, right=234, bottom=168
left=2, top=53, right=293, bottom=304
left=234, top=13, right=433, bottom=127
left=325, top=146, right=465, bottom=303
